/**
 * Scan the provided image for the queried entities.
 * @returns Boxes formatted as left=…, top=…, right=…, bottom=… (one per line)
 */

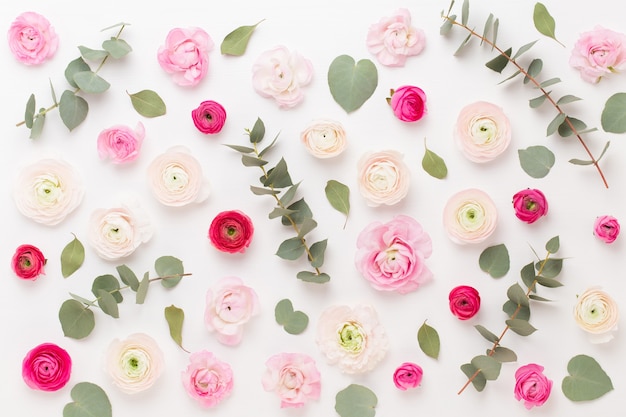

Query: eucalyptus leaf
left=274, top=299, right=309, bottom=335
left=524, top=58, right=543, bottom=84
left=116, top=264, right=139, bottom=291
left=545, top=235, right=560, bottom=253
left=59, top=299, right=95, bottom=339
left=50, top=79, right=57, bottom=105
left=308, top=239, right=327, bottom=268
left=558, top=117, right=587, bottom=137
left=69, top=293, right=97, bottom=307
left=557, top=94, right=582, bottom=105
left=478, top=244, right=510, bottom=278
left=568, top=158, right=595, bottom=166
left=30, top=114, right=45, bottom=139
left=490, top=347, right=517, bottom=362
left=470, top=355, right=501, bottom=380
left=269, top=207, right=296, bottom=219
left=61, top=234, right=85, bottom=278
left=221, top=20, right=264, bottom=56
left=95, top=289, right=119, bottom=318
left=102, top=38, right=132, bottom=59
left=474, top=325, right=499, bottom=343
left=507, top=283, right=529, bottom=307
left=512, top=40, right=538, bottom=60
left=296, top=271, right=330, bottom=283
left=547, top=112, right=567, bottom=136
left=529, top=294, right=552, bottom=302
left=63, top=382, right=112, bottom=417
left=461, top=0, right=469, bottom=25
left=128, top=89, right=166, bottom=118
left=417, top=321, right=440, bottom=359
left=537, top=77, right=561, bottom=89
left=529, top=93, right=548, bottom=108
left=335, top=384, right=377, bottom=417
left=440, top=14, right=456, bottom=35
left=328, top=55, right=378, bottom=113
left=25, top=94, right=35, bottom=129
left=280, top=182, right=302, bottom=207
left=241, top=155, right=267, bottom=167
left=78, top=46, right=109, bottom=61
left=535, top=276, right=563, bottom=288
left=250, top=186, right=278, bottom=196
left=491, top=18, right=499, bottom=51
left=59, top=90, right=88, bottom=131
left=461, top=363, right=486, bottom=391
left=263, top=158, right=292, bottom=188
left=64, top=57, right=91, bottom=88
left=248, top=117, right=265, bottom=143
left=520, top=261, right=537, bottom=290
left=506, top=318, right=537, bottom=336
left=562, top=354, right=614, bottom=401
left=224, top=144, right=255, bottom=154
left=155, top=255, right=184, bottom=288
left=481, top=13, right=493, bottom=45
left=325, top=180, right=350, bottom=225
left=485, top=47, right=512, bottom=73
left=535, top=258, right=563, bottom=278
left=258, top=133, right=279, bottom=158
left=503, top=300, right=530, bottom=321
left=91, top=275, right=122, bottom=303
left=422, top=140, right=448, bottom=179
left=276, top=237, right=305, bottom=260
left=600, top=92, right=626, bottom=133
left=282, top=198, right=312, bottom=226
left=164, top=305, right=186, bottom=351
left=533, top=2, right=563, bottom=46
left=454, top=32, right=473, bottom=56
left=518, top=145, right=555, bottom=178
left=297, top=218, right=318, bottom=239
left=135, top=272, right=149, bottom=304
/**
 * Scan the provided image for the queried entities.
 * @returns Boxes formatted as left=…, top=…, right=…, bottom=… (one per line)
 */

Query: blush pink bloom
left=8, top=12, right=58, bottom=65
left=204, top=276, right=260, bottom=346
left=514, top=364, right=552, bottom=409
left=512, top=188, right=548, bottom=224
left=97, top=122, right=145, bottom=164
left=448, top=285, right=481, bottom=320
left=105, top=333, right=164, bottom=394
left=593, top=215, right=620, bottom=244
left=300, top=119, right=348, bottom=158
left=182, top=350, right=233, bottom=408
left=157, top=27, right=213, bottom=87
left=355, top=215, right=432, bottom=294
left=393, top=362, right=423, bottom=390
left=262, top=352, right=321, bottom=408
left=208, top=210, right=254, bottom=253
left=366, top=8, right=426, bottom=67
left=454, top=101, right=511, bottom=163
left=192, top=100, right=227, bottom=134
left=22, top=343, right=72, bottom=391
left=388, top=86, right=427, bottom=122
left=443, top=188, right=498, bottom=244
left=357, top=150, right=411, bottom=207
left=570, top=26, right=626, bottom=83
left=12, top=244, right=46, bottom=281
left=252, top=45, right=313, bottom=108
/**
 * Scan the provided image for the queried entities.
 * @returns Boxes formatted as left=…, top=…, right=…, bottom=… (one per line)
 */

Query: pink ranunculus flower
left=512, top=188, right=548, bottom=224
left=22, top=343, right=72, bottom=391
left=157, top=27, right=213, bottom=87
left=570, top=26, right=626, bottom=83
left=366, top=8, right=426, bottom=67
left=448, top=285, right=481, bottom=320
left=252, top=45, right=313, bottom=108
left=205, top=276, right=260, bottom=346
left=182, top=350, right=233, bottom=408
left=388, top=85, right=427, bottom=122
left=300, top=119, right=348, bottom=158
left=12, top=244, right=46, bottom=281
left=208, top=210, right=254, bottom=254
left=105, top=333, right=164, bottom=394
left=262, top=352, right=321, bottom=408
left=454, top=101, right=511, bottom=163
left=355, top=215, right=432, bottom=294
left=357, top=150, right=411, bottom=207
left=8, top=12, right=58, bottom=65
left=191, top=100, right=227, bottom=134
left=514, top=363, right=552, bottom=409
left=593, top=215, right=620, bottom=244
left=393, top=362, right=423, bottom=390
left=443, top=188, right=498, bottom=244
left=97, top=122, right=145, bottom=164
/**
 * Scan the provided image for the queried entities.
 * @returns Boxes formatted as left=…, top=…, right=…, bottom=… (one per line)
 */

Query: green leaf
left=263, top=158, right=292, bottom=188
left=49, top=79, right=57, bottom=105
left=507, top=283, right=529, bottom=307
left=95, top=289, right=119, bottom=318
left=524, top=58, right=543, bottom=84
left=280, top=181, right=301, bottom=207
left=491, top=18, right=499, bottom=50
left=63, top=382, right=112, bottom=417
left=461, top=363, right=486, bottom=392
left=78, top=46, right=109, bottom=61
left=128, top=89, right=166, bottom=118
left=535, top=275, right=563, bottom=288
left=529, top=294, right=552, bottom=302
left=557, top=94, right=582, bottom=105
left=64, top=57, right=91, bottom=88
left=335, top=384, right=377, bottom=417
left=155, top=256, right=184, bottom=288
left=440, top=14, right=456, bottom=36
left=461, top=0, right=469, bottom=25
left=91, top=275, right=122, bottom=303
left=69, top=293, right=97, bottom=307
left=25, top=94, right=35, bottom=129
left=597, top=140, right=611, bottom=163
left=59, top=90, right=88, bottom=131
left=562, top=354, right=614, bottom=401
left=474, top=325, right=499, bottom=343
left=297, top=218, right=317, bottom=239
left=520, top=261, right=537, bottom=290
left=102, top=38, right=132, bottom=59
left=248, top=117, right=265, bottom=143
left=164, top=305, right=187, bottom=351
left=512, top=40, right=538, bottom=60
left=308, top=239, right=327, bottom=268
left=325, top=180, right=350, bottom=226
left=537, top=77, right=561, bottom=89
left=282, top=198, right=312, bottom=226
left=30, top=114, right=45, bottom=139
left=135, top=272, right=149, bottom=304
left=471, top=355, right=501, bottom=380
left=506, top=318, right=537, bottom=336
left=61, top=234, right=85, bottom=278
left=600, top=92, right=626, bottom=133
left=518, top=145, right=555, bottom=179
left=454, top=32, right=473, bottom=56
left=545, top=236, right=560, bottom=253
left=250, top=186, right=278, bottom=196
left=241, top=155, right=267, bottom=167
left=116, top=264, right=139, bottom=291
left=485, top=47, right=512, bottom=73
left=296, top=271, right=330, bottom=283
left=422, top=140, right=448, bottom=179
left=276, top=237, right=305, bottom=260
left=221, top=20, right=264, bottom=56
left=569, top=158, right=595, bottom=166
left=224, top=144, right=255, bottom=154
left=533, top=2, right=563, bottom=46
left=73, top=71, right=110, bottom=94
left=59, top=299, right=95, bottom=339
left=274, top=299, right=309, bottom=335
left=498, top=69, right=521, bottom=85
left=328, top=55, right=378, bottom=113
left=100, top=22, right=130, bottom=31
left=258, top=133, right=279, bottom=158
left=503, top=300, right=530, bottom=321
left=547, top=112, right=567, bottom=136
left=536, top=258, right=563, bottom=278
left=558, top=117, right=587, bottom=137
left=478, top=244, right=510, bottom=278
left=489, top=347, right=517, bottom=362
left=269, top=207, right=296, bottom=219
left=417, top=320, right=440, bottom=359
left=529, top=93, right=548, bottom=108
left=480, top=13, right=494, bottom=46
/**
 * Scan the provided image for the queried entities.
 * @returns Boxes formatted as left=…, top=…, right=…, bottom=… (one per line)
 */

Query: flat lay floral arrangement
left=4, top=0, right=626, bottom=416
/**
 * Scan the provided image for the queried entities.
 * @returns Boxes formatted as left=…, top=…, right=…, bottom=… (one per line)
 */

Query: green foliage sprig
left=226, top=118, right=331, bottom=284
left=441, top=0, right=613, bottom=188
left=58, top=255, right=190, bottom=339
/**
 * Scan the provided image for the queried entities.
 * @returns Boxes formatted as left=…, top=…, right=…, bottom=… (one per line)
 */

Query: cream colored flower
left=454, top=101, right=511, bottom=163
left=357, top=150, right=410, bottom=207
left=13, top=158, right=84, bottom=226
left=300, top=119, right=347, bottom=158
left=147, top=146, right=209, bottom=206
left=443, top=188, right=498, bottom=244
left=574, top=287, right=619, bottom=343
left=105, top=333, right=164, bottom=394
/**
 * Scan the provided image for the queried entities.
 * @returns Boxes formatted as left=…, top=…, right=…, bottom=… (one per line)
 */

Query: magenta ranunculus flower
left=12, top=244, right=46, bottom=281
left=388, top=85, right=427, bottom=122
left=366, top=8, right=426, bottom=67
left=512, top=188, right=548, bottom=224
left=393, top=362, right=423, bottom=390
left=262, top=352, right=321, bottom=408
left=191, top=100, right=227, bottom=134
left=157, top=27, right=213, bottom=87
left=22, top=343, right=72, bottom=391
left=570, top=26, right=626, bottom=83
left=593, top=215, right=620, bottom=244
left=97, top=122, right=145, bottom=164
left=208, top=210, right=254, bottom=254
left=8, top=12, right=58, bottom=65
left=448, top=285, right=481, bottom=320
left=181, top=350, right=233, bottom=408
left=355, top=215, right=432, bottom=294
left=514, top=363, right=552, bottom=409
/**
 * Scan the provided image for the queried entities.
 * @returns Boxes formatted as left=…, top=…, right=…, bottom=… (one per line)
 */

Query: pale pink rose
left=454, top=101, right=511, bottom=163
left=514, top=364, right=552, bottom=409
left=393, top=362, right=423, bottom=390
left=300, top=119, right=347, bottom=158
left=316, top=304, right=389, bottom=374
left=443, top=188, right=498, bottom=244
left=573, top=287, right=619, bottom=344
left=448, top=285, right=481, bottom=320
left=105, top=333, right=164, bottom=394
left=388, top=85, right=427, bottom=122
left=366, top=8, right=425, bottom=67
left=355, top=215, right=432, bottom=294
left=157, top=27, right=213, bottom=87
left=204, top=276, right=260, bottom=346
left=252, top=45, right=313, bottom=108
left=570, top=26, right=626, bottom=83
left=181, top=350, right=233, bottom=408
left=262, top=352, right=321, bottom=408
left=97, top=122, right=145, bottom=164
left=8, top=12, right=58, bottom=65
left=593, top=215, right=620, bottom=244
left=357, top=150, right=411, bottom=207
left=512, top=188, right=548, bottom=224
left=147, top=146, right=210, bottom=207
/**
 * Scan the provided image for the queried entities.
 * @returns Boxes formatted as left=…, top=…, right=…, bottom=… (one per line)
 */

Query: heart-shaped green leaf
left=275, top=299, right=309, bottom=334
left=335, top=384, right=377, bottom=417
left=63, top=382, right=112, bottom=417
left=328, top=55, right=377, bottom=113
left=479, top=243, right=510, bottom=278
left=562, top=354, right=613, bottom=401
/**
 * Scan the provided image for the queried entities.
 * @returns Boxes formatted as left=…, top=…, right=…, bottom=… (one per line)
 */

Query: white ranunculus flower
left=105, top=333, right=164, bottom=394
left=357, top=150, right=411, bottom=207
left=147, top=146, right=209, bottom=207
left=13, top=158, right=84, bottom=225
left=454, top=101, right=511, bottom=163
left=574, top=287, right=619, bottom=343
left=88, top=199, right=153, bottom=260
left=443, top=188, right=498, bottom=244
left=300, top=119, right=347, bottom=158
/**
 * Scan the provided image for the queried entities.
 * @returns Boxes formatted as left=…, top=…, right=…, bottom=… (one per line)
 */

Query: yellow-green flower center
left=338, top=322, right=365, bottom=353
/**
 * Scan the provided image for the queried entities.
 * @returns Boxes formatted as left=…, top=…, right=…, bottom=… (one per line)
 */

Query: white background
left=1, top=0, right=625, bottom=416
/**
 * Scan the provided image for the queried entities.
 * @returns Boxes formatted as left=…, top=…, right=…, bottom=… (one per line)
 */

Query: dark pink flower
left=208, top=210, right=254, bottom=253
left=192, top=100, right=227, bottom=134
left=512, top=188, right=548, bottom=224
left=593, top=215, right=620, bottom=244
left=448, top=285, right=481, bottom=320
left=388, top=85, right=427, bottom=122
left=22, top=343, right=72, bottom=391
left=514, top=363, right=552, bottom=409
left=12, top=244, right=46, bottom=281
left=393, top=362, right=423, bottom=390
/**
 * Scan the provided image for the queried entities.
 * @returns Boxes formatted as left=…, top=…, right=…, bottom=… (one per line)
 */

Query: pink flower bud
left=388, top=85, right=427, bottom=122
left=393, top=362, right=423, bottom=390
left=593, top=215, right=620, bottom=244
left=512, top=188, right=548, bottom=224
left=448, top=285, right=481, bottom=320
